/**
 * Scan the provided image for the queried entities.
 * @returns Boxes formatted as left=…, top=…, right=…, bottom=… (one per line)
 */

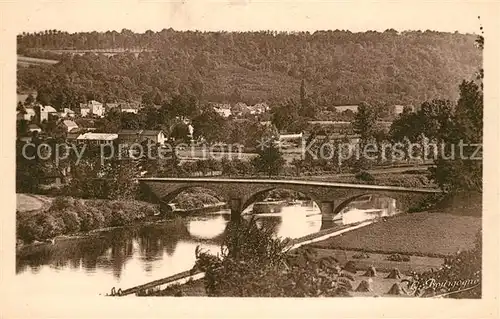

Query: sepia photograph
left=1, top=0, right=499, bottom=317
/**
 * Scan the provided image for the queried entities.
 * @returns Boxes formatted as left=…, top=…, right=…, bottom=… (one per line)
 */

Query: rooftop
left=63, top=120, right=78, bottom=127
left=76, top=133, right=118, bottom=141
left=41, top=105, right=57, bottom=113
left=334, top=105, right=359, bottom=112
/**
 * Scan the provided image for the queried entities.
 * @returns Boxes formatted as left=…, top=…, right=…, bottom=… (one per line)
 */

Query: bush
left=355, top=171, right=375, bottom=182
left=79, top=207, right=106, bottom=231
left=191, top=218, right=353, bottom=297
left=58, top=209, right=81, bottom=233
left=37, top=212, right=65, bottom=240
left=352, top=252, right=370, bottom=259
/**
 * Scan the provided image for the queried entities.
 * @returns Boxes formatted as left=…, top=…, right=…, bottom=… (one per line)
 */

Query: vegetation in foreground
left=403, top=231, right=481, bottom=298
left=139, top=216, right=481, bottom=298
left=16, top=196, right=159, bottom=245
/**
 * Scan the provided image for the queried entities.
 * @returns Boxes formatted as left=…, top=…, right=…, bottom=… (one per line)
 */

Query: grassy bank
left=310, top=212, right=481, bottom=257
left=16, top=196, right=160, bottom=245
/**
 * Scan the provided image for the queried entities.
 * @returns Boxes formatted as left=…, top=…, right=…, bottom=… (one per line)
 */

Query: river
left=15, top=201, right=398, bottom=297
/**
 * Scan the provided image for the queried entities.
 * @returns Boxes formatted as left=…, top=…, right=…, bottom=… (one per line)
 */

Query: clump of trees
left=16, top=197, right=159, bottom=244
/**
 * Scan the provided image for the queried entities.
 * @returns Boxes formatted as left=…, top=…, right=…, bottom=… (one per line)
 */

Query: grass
left=16, top=194, right=53, bottom=212
left=310, top=212, right=481, bottom=257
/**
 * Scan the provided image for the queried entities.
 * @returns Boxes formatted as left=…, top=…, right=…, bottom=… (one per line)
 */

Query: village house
left=211, top=103, right=232, bottom=118
left=334, top=105, right=359, bottom=113
left=118, top=129, right=167, bottom=146
left=79, top=100, right=105, bottom=117
left=392, top=104, right=417, bottom=116
left=251, top=102, right=269, bottom=115
left=76, top=132, right=118, bottom=145
left=39, top=105, right=58, bottom=122
left=59, top=108, right=76, bottom=118
left=16, top=108, right=36, bottom=121
left=80, top=105, right=90, bottom=117
left=62, top=120, right=79, bottom=132
left=120, top=102, right=141, bottom=114
left=232, top=102, right=251, bottom=117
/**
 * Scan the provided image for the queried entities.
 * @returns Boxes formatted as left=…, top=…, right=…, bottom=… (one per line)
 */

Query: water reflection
left=16, top=200, right=400, bottom=297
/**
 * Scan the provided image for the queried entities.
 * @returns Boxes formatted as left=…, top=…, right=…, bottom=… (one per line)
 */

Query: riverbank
left=16, top=195, right=161, bottom=247
left=16, top=188, right=231, bottom=248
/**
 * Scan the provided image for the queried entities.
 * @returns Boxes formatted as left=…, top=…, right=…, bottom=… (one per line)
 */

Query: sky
left=3, top=0, right=490, bottom=34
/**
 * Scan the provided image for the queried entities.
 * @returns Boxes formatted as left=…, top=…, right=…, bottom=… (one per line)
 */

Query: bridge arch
left=240, top=187, right=322, bottom=214
left=139, top=182, right=229, bottom=210
left=331, top=193, right=400, bottom=217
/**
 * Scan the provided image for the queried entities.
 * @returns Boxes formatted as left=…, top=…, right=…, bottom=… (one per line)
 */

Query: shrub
left=352, top=252, right=370, bottom=259
left=355, top=171, right=375, bottom=183
left=17, top=213, right=44, bottom=243
left=58, top=209, right=81, bottom=233
left=36, top=212, right=65, bottom=240
left=79, top=207, right=106, bottom=231
left=191, top=218, right=353, bottom=297
left=109, top=209, right=132, bottom=227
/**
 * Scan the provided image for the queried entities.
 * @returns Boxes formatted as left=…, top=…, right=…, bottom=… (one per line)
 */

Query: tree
left=353, top=102, right=377, bottom=143
left=17, top=102, right=27, bottom=114
left=25, top=93, right=35, bottom=106
left=298, top=79, right=316, bottom=119
left=430, top=81, right=483, bottom=192
left=16, top=119, right=28, bottom=136
left=121, top=112, right=143, bottom=130
left=252, top=138, right=285, bottom=178
left=191, top=109, right=227, bottom=143
left=271, top=100, right=306, bottom=133
left=430, top=32, right=483, bottom=193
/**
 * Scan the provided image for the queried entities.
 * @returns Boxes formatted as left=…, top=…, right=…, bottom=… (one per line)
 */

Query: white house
left=80, top=100, right=105, bottom=117
left=80, top=106, right=90, bottom=117
left=62, top=120, right=79, bottom=132
left=212, top=103, right=232, bottom=118
left=39, top=105, right=58, bottom=122
left=142, top=130, right=167, bottom=145
left=16, top=108, right=36, bottom=121
left=89, top=100, right=105, bottom=117
left=120, top=102, right=140, bottom=114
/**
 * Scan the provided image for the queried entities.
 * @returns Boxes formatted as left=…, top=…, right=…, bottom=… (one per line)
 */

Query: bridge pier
left=320, top=201, right=337, bottom=220
left=229, top=198, right=243, bottom=222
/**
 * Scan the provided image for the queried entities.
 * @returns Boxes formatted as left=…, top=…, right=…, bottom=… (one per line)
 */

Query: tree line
left=18, top=29, right=481, bottom=108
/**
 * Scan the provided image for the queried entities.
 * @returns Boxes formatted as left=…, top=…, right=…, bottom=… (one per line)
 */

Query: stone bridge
left=138, top=178, right=442, bottom=221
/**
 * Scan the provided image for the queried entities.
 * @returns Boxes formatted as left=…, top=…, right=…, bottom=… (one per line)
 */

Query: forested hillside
left=17, top=29, right=482, bottom=109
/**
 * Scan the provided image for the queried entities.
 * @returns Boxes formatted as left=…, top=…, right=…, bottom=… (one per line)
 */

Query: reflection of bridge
left=139, top=178, right=442, bottom=221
